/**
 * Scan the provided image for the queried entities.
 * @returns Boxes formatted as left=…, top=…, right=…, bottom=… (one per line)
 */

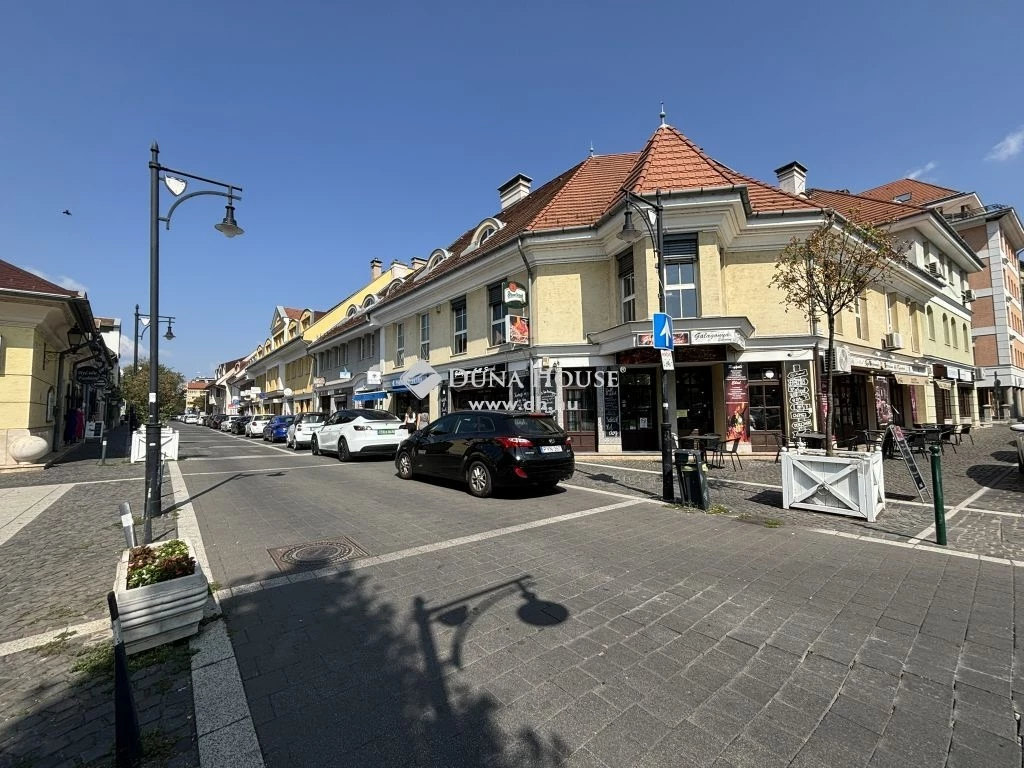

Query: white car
left=183, top=414, right=200, bottom=424
left=311, top=408, right=405, bottom=461
left=220, top=415, right=241, bottom=432
left=286, top=412, right=327, bottom=450
left=246, top=414, right=273, bottom=437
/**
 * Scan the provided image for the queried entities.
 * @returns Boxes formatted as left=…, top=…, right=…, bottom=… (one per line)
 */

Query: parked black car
left=231, top=416, right=252, bottom=435
left=395, top=410, right=574, bottom=498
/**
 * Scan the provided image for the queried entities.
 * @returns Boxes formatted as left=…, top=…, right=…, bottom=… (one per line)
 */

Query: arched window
left=362, top=294, right=376, bottom=309
left=952, top=321, right=958, bottom=348
left=346, top=305, right=357, bottom=317
left=927, top=306, right=935, bottom=340
left=963, top=323, right=969, bottom=350
left=479, top=225, right=496, bottom=243
left=942, top=314, right=949, bottom=345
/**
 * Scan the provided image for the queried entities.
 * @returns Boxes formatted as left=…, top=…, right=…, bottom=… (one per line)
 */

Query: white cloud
left=906, top=161, right=937, bottom=180
left=24, top=266, right=89, bottom=295
left=986, top=127, right=1024, bottom=162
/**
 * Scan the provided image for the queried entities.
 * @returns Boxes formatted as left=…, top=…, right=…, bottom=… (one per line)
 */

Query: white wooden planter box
left=113, top=539, right=208, bottom=655
left=781, top=450, right=885, bottom=522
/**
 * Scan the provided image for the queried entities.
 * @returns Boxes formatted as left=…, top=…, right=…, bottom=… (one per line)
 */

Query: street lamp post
left=145, top=143, right=243, bottom=543
left=617, top=190, right=674, bottom=502
left=133, top=304, right=175, bottom=374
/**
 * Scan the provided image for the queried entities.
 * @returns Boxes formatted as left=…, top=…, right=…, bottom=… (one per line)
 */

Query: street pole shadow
left=219, top=568, right=572, bottom=766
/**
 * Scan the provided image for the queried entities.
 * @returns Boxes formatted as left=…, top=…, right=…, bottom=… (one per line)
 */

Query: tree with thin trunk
left=770, top=209, right=908, bottom=456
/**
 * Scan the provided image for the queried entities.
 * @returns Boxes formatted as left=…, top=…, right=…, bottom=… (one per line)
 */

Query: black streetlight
left=617, top=189, right=674, bottom=502
left=133, top=304, right=175, bottom=374
left=145, top=143, right=243, bottom=542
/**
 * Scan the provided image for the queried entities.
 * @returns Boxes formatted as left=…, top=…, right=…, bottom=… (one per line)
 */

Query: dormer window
left=479, top=225, right=496, bottom=243
left=362, top=294, right=376, bottom=309
left=462, top=218, right=505, bottom=256
left=346, top=305, right=358, bottom=317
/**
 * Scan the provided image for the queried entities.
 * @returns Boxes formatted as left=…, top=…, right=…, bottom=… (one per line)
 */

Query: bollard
left=99, top=438, right=108, bottom=466
left=107, top=592, right=142, bottom=767
left=119, top=502, right=137, bottom=548
left=930, top=444, right=947, bottom=546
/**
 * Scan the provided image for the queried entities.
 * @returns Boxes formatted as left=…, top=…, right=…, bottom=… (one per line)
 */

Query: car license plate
left=379, top=429, right=396, bottom=436
left=540, top=445, right=562, bottom=453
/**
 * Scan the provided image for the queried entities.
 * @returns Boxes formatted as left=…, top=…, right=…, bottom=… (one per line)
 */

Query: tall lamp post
left=133, top=305, right=175, bottom=374
left=145, top=143, right=243, bottom=542
left=617, top=189, right=674, bottom=502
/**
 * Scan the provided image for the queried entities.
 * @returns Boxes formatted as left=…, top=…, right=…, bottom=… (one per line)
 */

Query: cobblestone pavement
left=571, top=423, right=1024, bottom=560
left=226, top=497, right=1024, bottom=768
left=0, top=426, right=199, bottom=768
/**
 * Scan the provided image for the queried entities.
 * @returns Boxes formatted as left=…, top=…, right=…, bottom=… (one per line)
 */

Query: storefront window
left=747, top=368, right=783, bottom=432
left=564, top=386, right=596, bottom=432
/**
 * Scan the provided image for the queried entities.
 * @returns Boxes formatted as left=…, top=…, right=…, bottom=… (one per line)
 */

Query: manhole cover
left=268, top=537, right=369, bottom=573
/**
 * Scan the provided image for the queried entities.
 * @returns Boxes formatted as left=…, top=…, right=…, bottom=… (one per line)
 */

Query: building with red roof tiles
left=291, top=121, right=972, bottom=455
left=1, top=258, right=115, bottom=469
left=861, top=179, right=1024, bottom=419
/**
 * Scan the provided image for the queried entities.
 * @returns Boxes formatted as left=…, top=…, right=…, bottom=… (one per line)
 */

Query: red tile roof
left=859, top=179, right=960, bottom=206
left=310, top=124, right=821, bottom=347
left=0, top=259, right=78, bottom=296
left=622, top=126, right=819, bottom=212
left=808, top=188, right=926, bottom=224
left=282, top=307, right=305, bottom=321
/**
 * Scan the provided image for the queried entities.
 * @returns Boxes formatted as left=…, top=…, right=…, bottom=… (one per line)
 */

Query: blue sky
left=3, top=0, right=1022, bottom=380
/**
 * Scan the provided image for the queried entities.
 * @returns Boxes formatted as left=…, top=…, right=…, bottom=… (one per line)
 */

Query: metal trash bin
left=674, top=449, right=710, bottom=510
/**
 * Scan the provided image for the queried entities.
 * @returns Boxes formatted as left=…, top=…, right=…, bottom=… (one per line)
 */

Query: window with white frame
left=854, top=296, right=868, bottom=340
left=488, top=282, right=506, bottom=346
left=359, top=334, right=376, bottom=360
left=452, top=297, right=468, bottom=355
left=663, top=235, right=699, bottom=319
left=419, top=313, right=430, bottom=361
left=618, top=252, right=635, bottom=322
left=395, top=323, right=405, bottom=367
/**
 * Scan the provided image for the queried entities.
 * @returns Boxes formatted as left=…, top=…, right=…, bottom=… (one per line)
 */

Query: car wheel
left=396, top=450, right=414, bottom=479
left=467, top=460, right=493, bottom=498
left=311, top=436, right=320, bottom=456
left=338, top=438, right=351, bottom=462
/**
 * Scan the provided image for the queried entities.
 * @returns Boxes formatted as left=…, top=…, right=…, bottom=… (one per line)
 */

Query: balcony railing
left=944, top=203, right=1010, bottom=222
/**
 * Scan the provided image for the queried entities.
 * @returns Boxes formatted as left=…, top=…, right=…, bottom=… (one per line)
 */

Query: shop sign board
left=75, top=366, right=104, bottom=385
left=690, top=329, right=742, bottom=347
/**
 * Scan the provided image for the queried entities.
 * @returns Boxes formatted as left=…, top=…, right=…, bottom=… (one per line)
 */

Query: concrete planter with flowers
left=113, top=538, right=208, bottom=655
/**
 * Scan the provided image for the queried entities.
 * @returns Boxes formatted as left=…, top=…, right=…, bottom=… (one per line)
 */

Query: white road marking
left=178, top=463, right=350, bottom=478
left=907, top=471, right=1011, bottom=544
left=0, top=619, right=109, bottom=658
left=220, top=497, right=645, bottom=599
left=0, top=485, right=72, bottom=546
left=809, top=527, right=1018, bottom=567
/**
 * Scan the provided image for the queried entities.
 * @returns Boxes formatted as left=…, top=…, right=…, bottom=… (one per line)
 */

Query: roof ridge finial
left=589, top=141, right=595, bottom=158
left=659, top=102, right=666, bottom=127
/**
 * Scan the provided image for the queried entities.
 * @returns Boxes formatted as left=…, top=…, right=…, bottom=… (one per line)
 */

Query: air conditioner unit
left=963, top=289, right=976, bottom=303
left=821, top=346, right=852, bottom=374
left=974, top=367, right=985, bottom=380
left=883, top=332, right=904, bottom=350
left=926, top=262, right=941, bottom=277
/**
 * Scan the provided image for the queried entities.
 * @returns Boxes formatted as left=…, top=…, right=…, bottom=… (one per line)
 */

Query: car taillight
left=565, top=436, right=572, bottom=446
left=353, top=424, right=368, bottom=431
left=496, top=436, right=533, bottom=448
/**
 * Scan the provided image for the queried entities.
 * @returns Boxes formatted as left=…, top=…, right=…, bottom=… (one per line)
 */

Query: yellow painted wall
left=0, top=326, right=36, bottom=427
left=303, top=267, right=407, bottom=344
left=722, top=251, right=810, bottom=335
left=581, top=260, right=613, bottom=336
left=534, top=265, right=585, bottom=344
left=698, top=233, right=723, bottom=316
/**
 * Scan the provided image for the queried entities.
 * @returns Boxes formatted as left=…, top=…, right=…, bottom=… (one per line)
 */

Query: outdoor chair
left=719, top=437, right=743, bottom=470
left=773, top=432, right=790, bottom=463
left=959, top=423, right=974, bottom=445
left=940, top=428, right=957, bottom=454
left=703, top=436, right=722, bottom=468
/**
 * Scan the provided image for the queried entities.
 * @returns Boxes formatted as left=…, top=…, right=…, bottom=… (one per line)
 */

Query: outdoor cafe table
left=684, top=434, right=721, bottom=466
left=792, top=432, right=827, bottom=450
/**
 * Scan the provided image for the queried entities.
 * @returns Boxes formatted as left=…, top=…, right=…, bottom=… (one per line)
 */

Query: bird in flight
left=61, top=210, right=72, bottom=216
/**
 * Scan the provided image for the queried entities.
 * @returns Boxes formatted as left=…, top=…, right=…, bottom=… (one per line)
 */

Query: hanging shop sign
left=503, top=280, right=527, bottom=309
left=75, top=366, right=104, bottom=385
left=690, top=329, right=744, bottom=347
left=507, top=315, right=530, bottom=345
left=637, top=330, right=689, bottom=347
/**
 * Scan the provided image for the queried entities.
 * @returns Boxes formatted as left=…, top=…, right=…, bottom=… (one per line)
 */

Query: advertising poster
left=507, top=315, right=530, bottom=345
left=724, top=363, right=749, bottom=442
left=874, top=376, right=893, bottom=424
left=783, top=362, right=813, bottom=434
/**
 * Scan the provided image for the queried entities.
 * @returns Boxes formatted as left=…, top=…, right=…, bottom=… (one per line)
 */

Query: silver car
left=286, top=412, right=327, bottom=450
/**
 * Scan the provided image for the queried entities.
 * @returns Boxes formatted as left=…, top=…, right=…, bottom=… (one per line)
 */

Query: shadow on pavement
left=225, top=566, right=571, bottom=767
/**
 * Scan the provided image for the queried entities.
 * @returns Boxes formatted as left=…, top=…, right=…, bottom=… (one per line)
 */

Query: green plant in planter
left=127, top=539, right=196, bottom=589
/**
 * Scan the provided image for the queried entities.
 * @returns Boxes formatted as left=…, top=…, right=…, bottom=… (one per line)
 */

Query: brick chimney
left=370, top=258, right=382, bottom=280
left=498, top=173, right=532, bottom=210
left=774, top=162, right=807, bottom=197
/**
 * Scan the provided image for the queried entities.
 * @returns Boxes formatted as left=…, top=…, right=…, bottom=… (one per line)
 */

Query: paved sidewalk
left=1, top=423, right=1021, bottom=767
left=0, top=426, right=199, bottom=768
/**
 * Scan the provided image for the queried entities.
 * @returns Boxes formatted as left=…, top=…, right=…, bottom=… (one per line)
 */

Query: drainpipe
left=516, top=236, right=538, bottom=400
left=52, top=351, right=67, bottom=452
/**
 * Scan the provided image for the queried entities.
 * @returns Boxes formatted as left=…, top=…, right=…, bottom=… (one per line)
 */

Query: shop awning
left=352, top=391, right=386, bottom=402
left=934, top=380, right=953, bottom=390
left=894, top=374, right=929, bottom=386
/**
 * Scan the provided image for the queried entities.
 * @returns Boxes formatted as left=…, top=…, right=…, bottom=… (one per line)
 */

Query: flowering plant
left=126, top=539, right=196, bottom=589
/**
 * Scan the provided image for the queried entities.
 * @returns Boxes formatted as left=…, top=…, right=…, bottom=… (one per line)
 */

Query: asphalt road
left=176, top=425, right=609, bottom=589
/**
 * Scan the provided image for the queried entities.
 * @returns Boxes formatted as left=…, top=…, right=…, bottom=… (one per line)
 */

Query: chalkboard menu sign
left=510, top=373, right=530, bottom=411
left=438, top=380, right=449, bottom=417
left=538, top=381, right=557, bottom=417
left=603, top=375, right=620, bottom=437
left=892, top=426, right=927, bottom=497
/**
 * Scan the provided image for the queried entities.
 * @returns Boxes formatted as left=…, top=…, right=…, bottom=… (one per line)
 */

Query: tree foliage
left=770, top=209, right=908, bottom=454
left=122, top=362, right=186, bottom=420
